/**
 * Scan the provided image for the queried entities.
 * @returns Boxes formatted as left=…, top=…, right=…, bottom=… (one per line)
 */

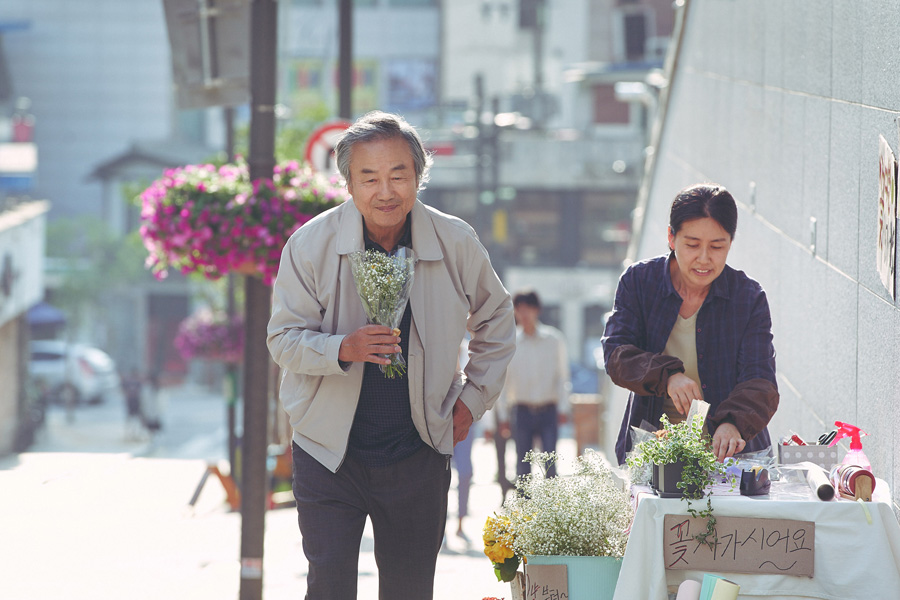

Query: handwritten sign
left=524, top=563, right=568, bottom=600
left=663, top=514, right=814, bottom=577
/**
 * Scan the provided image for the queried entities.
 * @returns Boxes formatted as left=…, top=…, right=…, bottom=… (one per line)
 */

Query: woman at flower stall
left=601, top=183, right=779, bottom=465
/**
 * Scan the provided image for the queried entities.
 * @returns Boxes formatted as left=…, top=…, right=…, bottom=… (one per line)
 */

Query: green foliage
left=494, top=555, right=521, bottom=583
left=233, top=103, right=333, bottom=162
left=46, top=216, right=148, bottom=329
left=626, top=415, right=729, bottom=549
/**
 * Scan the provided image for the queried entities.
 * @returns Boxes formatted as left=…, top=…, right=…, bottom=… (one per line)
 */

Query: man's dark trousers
left=291, top=442, right=451, bottom=599
left=512, top=403, right=558, bottom=478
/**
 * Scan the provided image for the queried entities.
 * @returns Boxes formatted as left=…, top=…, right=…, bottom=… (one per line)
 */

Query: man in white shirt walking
left=501, top=290, right=570, bottom=479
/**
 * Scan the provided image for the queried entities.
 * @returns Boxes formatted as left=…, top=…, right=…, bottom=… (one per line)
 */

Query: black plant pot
left=653, top=460, right=702, bottom=498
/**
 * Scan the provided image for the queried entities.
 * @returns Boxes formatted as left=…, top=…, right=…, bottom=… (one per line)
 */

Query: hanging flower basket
left=139, top=159, right=348, bottom=285
left=174, top=308, right=244, bottom=364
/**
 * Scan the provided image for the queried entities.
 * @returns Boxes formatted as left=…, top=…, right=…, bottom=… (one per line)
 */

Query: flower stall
left=483, top=450, right=633, bottom=600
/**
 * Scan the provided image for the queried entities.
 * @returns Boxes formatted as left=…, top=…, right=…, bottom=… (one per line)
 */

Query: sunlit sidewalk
left=0, top=386, right=580, bottom=600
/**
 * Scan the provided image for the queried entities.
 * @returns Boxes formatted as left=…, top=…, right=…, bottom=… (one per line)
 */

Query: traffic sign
left=304, top=120, right=351, bottom=175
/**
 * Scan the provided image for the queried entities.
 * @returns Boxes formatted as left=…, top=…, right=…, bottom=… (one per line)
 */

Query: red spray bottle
left=828, top=421, right=871, bottom=472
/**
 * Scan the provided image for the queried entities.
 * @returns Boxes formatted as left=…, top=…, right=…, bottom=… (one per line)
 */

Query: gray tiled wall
left=634, top=0, right=900, bottom=510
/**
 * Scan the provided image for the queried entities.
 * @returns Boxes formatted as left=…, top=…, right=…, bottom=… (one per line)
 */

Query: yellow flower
left=483, top=515, right=516, bottom=563
left=484, top=540, right=514, bottom=563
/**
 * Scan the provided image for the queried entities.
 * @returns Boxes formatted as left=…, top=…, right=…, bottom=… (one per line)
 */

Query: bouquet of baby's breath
left=497, top=450, right=632, bottom=562
left=348, top=247, right=416, bottom=378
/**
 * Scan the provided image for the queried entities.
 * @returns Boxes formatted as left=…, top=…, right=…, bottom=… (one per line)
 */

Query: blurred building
left=0, top=1, right=218, bottom=383
left=0, top=0, right=213, bottom=221
left=427, top=0, right=675, bottom=366
left=0, top=199, right=49, bottom=455
left=0, top=0, right=676, bottom=402
left=0, top=19, right=46, bottom=454
left=280, top=0, right=441, bottom=124
left=279, top=0, right=675, bottom=368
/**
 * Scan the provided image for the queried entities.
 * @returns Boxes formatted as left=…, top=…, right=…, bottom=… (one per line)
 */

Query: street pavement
left=0, top=384, right=581, bottom=600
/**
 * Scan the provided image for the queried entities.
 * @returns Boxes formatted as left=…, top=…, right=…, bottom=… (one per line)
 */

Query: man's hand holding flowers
left=338, top=325, right=401, bottom=366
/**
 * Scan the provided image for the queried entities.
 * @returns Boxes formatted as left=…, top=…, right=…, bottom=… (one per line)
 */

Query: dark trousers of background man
left=512, top=403, right=559, bottom=479
left=493, top=428, right=514, bottom=499
left=291, top=442, right=451, bottom=600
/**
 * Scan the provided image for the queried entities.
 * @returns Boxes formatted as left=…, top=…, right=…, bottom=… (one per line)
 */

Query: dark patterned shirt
left=602, top=253, right=777, bottom=463
left=347, top=217, right=424, bottom=467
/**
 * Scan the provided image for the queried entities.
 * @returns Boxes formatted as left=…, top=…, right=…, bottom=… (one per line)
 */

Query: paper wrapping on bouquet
left=348, top=247, right=416, bottom=378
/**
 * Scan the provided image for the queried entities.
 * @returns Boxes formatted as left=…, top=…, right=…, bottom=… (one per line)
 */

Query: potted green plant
left=483, top=450, right=633, bottom=600
left=626, top=414, right=729, bottom=548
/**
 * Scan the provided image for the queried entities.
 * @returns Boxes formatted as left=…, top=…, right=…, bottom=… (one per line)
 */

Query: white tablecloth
left=613, top=479, right=900, bottom=599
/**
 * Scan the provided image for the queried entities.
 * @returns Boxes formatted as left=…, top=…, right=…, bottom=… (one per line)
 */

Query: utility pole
left=338, top=0, right=353, bottom=119
left=239, top=1, right=276, bottom=599
left=224, top=105, right=239, bottom=477
left=474, top=72, right=485, bottom=226
left=533, top=0, right=545, bottom=94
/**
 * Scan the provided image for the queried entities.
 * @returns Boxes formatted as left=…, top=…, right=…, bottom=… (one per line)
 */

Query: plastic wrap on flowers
left=139, top=159, right=348, bottom=285
left=174, top=309, right=244, bottom=364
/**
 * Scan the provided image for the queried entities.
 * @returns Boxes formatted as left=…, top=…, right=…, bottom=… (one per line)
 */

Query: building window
left=623, top=13, right=647, bottom=61
left=541, top=305, right=562, bottom=331
left=584, top=304, right=611, bottom=340
left=579, top=192, right=633, bottom=266
left=592, top=84, right=630, bottom=124
left=386, top=59, right=437, bottom=111
left=519, top=0, right=539, bottom=28
left=428, top=189, right=477, bottom=219
left=509, top=191, right=562, bottom=265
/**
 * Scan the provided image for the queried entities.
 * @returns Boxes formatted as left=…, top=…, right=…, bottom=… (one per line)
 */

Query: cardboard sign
left=523, top=563, right=568, bottom=600
left=663, top=514, right=814, bottom=577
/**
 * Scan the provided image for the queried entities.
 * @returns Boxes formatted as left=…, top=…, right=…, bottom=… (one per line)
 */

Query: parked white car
left=28, top=340, right=123, bottom=405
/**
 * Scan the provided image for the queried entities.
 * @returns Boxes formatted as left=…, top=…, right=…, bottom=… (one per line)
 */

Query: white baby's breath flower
left=348, top=248, right=416, bottom=378
left=500, top=450, right=633, bottom=558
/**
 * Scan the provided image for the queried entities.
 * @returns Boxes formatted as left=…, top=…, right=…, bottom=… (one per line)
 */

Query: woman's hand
left=666, top=372, right=703, bottom=416
left=711, top=422, right=746, bottom=461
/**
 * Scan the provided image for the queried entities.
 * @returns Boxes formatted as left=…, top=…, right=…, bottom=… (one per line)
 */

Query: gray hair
left=334, top=111, right=432, bottom=190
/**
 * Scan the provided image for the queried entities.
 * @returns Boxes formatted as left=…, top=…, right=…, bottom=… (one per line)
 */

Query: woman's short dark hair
left=334, top=110, right=433, bottom=190
left=669, top=183, right=738, bottom=239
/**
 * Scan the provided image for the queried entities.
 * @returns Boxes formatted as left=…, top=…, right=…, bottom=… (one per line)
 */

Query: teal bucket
left=525, top=555, right=623, bottom=600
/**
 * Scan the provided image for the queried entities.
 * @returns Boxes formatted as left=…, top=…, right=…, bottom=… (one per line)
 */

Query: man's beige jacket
left=267, top=199, right=516, bottom=472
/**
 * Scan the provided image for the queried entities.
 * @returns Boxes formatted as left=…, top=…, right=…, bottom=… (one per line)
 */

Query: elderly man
left=267, top=111, right=516, bottom=599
